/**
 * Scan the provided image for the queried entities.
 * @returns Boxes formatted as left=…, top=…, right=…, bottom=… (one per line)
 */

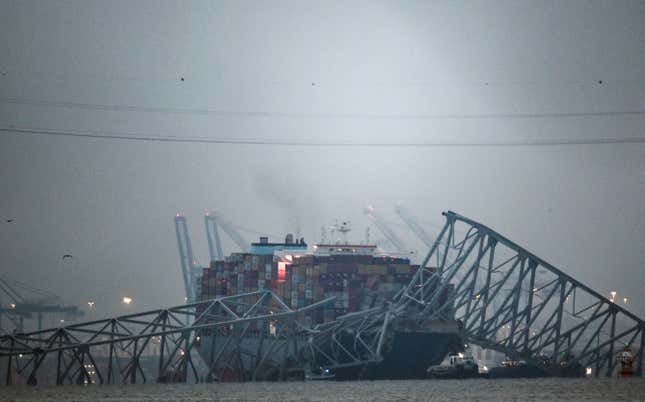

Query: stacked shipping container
left=199, top=251, right=437, bottom=323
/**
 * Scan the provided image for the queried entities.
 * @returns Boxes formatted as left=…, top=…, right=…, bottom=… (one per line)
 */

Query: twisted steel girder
left=396, top=211, right=644, bottom=377
left=0, top=291, right=333, bottom=385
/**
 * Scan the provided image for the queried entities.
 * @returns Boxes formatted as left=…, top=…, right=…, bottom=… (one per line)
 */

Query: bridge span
left=396, top=211, right=643, bottom=377
left=1, top=212, right=642, bottom=385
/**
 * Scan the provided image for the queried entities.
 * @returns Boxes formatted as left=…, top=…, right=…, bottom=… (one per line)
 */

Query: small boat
left=488, top=358, right=548, bottom=378
left=306, top=367, right=335, bottom=381
left=427, top=352, right=479, bottom=379
left=617, top=346, right=635, bottom=378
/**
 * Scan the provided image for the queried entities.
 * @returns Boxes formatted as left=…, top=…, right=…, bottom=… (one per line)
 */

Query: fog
left=0, top=1, right=643, bottom=323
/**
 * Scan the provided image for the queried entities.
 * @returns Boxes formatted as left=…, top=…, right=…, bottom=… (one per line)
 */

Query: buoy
left=617, top=346, right=634, bottom=378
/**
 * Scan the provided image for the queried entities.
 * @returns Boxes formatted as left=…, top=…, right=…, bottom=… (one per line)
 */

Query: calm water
left=2, top=378, right=644, bottom=401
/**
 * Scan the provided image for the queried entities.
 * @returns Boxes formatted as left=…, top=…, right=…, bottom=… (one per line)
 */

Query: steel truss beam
left=0, top=291, right=333, bottom=386
left=396, top=211, right=644, bottom=377
left=304, top=307, right=393, bottom=375
left=5, top=211, right=642, bottom=384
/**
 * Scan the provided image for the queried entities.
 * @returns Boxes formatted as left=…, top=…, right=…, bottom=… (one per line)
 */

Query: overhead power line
left=2, top=126, right=644, bottom=147
left=2, top=68, right=644, bottom=88
left=2, top=97, right=645, bottom=120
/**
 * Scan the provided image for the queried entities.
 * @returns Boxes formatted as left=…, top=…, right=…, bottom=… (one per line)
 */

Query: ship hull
left=197, top=328, right=461, bottom=381
left=331, top=330, right=461, bottom=380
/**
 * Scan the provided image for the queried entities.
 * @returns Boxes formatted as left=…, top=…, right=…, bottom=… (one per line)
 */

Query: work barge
left=1, top=211, right=643, bottom=385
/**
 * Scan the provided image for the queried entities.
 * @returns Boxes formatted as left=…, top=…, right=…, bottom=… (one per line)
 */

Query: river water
left=1, top=378, right=644, bottom=401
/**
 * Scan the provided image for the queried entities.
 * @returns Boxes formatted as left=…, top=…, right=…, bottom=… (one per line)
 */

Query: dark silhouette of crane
left=175, top=211, right=256, bottom=304
left=0, top=275, right=83, bottom=333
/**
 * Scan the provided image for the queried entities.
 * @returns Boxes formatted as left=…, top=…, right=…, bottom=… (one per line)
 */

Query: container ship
left=196, top=232, right=462, bottom=380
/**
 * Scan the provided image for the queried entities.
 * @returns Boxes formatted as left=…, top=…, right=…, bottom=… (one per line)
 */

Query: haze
left=0, top=1, right=643, bottom=323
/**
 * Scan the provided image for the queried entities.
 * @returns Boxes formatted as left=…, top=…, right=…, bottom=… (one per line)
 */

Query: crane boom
left=174, top=215, right=198, bottom=303
left=218, top=218, right=250, bottom=253
left=204, top=213, right=250, bottom=259
left=204, top=214, right=224, bottom=261
left=0, top=278, right=25, bottom=304
left=394, top=205, right=434, bottom=248
left=176, top=212, right=250, bottom=305
left=0, top=275, right=83, bottom=332
left=364, top=206, right=407, bottom=254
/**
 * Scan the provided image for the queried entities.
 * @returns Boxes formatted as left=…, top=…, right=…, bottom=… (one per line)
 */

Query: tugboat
left=427, top=352, right=479, bottom=379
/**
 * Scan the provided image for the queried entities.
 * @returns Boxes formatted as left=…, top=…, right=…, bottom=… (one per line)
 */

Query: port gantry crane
left=0, top=275, right=83, bottom=334
left=174, top=214, right=200, bottom=304
left=176, top=211, right=263, bottom=304
left=204, top=211, right=250, bottom=262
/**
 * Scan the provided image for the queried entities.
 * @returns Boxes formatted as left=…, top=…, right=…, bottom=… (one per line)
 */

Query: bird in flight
left=62, top=254, right=73, bottom=260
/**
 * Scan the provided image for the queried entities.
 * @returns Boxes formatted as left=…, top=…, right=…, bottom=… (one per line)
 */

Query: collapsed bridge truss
left=306, top=211, right=644, bottom=378
left=397, top=211, right=644, bottom=377
left=1, top=211, right=642, bottom=385
left=0, top=291, right=332, bottom=386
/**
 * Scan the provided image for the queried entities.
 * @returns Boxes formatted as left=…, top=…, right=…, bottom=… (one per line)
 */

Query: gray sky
left=0, top=0, right=643, bottom=324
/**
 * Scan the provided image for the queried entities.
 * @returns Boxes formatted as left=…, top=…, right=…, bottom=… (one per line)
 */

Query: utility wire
left=2, top=126, right=644, bottom=147
left=2, top=97, right=645, bottom=120
left=2, top=68, right=644, bottom=88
